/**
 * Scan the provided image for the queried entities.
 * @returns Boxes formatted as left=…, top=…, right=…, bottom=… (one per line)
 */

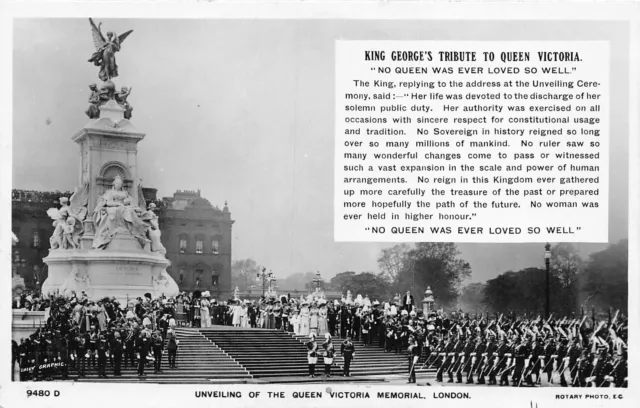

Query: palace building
left=11, top=188, right=233, bottom=297
left=156, top=189, right=233, bottom=297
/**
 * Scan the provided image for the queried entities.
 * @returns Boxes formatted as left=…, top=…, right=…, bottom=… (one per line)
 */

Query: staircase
left=291, top=334, right=416, bottom=376
left=200, top=328, right=341, bottom=377
left=68, top=328, right=252, bottom=383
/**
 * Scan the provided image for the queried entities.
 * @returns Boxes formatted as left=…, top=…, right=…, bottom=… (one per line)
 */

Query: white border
left=0, top=2, right=638, bottom=408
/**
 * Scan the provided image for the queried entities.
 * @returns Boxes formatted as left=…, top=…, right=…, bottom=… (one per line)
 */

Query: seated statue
left=92, top=175, right=148, bottom=249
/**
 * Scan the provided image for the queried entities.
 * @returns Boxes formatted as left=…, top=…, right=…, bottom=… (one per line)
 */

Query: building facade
left=11, top=190, right=64, bottom=290
left=156, top=190, right=233, bottom=298
left=12, top=188, right=233, bottom=297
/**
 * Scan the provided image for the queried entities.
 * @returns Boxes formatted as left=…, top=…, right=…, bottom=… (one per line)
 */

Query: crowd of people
left=12, top=189, right=73, bottom=203
left=12, top=288, right=628, bottom=387
left=419, top=310, right=628, bottom=388
left=13, top=291, right=180, bottom=381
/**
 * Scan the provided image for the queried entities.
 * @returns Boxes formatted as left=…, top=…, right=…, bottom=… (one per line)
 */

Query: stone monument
left=41, top=19, right=179, bottom=302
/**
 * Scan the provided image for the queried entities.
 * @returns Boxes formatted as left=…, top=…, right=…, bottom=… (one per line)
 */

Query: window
left=196, top=239, right=204, bottom=254
left=33, top=230, right=41, bottom=248
left=195, top=277, right=201, bottom=287
left=212, top=239, right=219, bottom=255
left=179, top=238, right=187, bottom=254
left=211, top=275, right=218, bottom=286
left=195, top=268, right=204, bottom=287
left=179, top=268, right=185, bottom=284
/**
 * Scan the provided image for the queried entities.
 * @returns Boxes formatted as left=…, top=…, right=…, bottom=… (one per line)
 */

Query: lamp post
left=423, top=286, right=434, bottom=315
left=312, top=271, right=324, bottom=294
left=256, top=267, right=273, bottom=297
left=544, top=243, right=552, bottom=318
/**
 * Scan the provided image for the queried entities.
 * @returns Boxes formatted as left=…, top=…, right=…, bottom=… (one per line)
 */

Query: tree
left=328, top=271, right=388, bottom=301
left=483, top=267, right=565, bottom=315
left=578, top=239, right=628, bottom=312
left=231, top=259, right=261, bottom=292
left=396, top=242, right=472, bottom=308
left=550, top=243, right=584, bottom=314
left=458, top=282, right=486, bottom=312
left=327, top=271, right=357, bottom=291
left=377, top=243, right=412, bottom=282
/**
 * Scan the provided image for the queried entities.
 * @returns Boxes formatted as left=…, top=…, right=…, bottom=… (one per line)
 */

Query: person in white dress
left=241, top=303, right=249, bottom=328
left=300, top=302, right=310, bottom=336
left=232, top=300, right=242, bottom=327
left=200, top=292, right=211, bottom=328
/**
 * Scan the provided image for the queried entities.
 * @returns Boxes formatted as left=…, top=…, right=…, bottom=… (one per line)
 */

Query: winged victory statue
left=87, top=18, right=133, bottom=82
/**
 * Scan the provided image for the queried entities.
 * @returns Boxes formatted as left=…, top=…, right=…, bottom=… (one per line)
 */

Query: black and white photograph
left=1, top=4, right=638, bottom=408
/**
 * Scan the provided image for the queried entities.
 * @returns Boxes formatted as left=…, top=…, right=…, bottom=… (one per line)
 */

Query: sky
left=11, top=19, right=629, bottom=283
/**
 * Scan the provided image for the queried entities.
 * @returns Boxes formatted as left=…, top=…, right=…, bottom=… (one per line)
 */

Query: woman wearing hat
left=299, top=301, right=310, bottom=336
left=200, top=292, right=211, bottom=328
left=318, top=301, right=328, bottom=337
left=322, top=333, right=335, bottom=378
left=306, top=333, right=318, bottom=378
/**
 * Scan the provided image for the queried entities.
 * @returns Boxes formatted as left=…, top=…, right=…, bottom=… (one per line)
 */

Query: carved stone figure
left=115, top=86, right=133, bottom=119
left=92, top=175, right=148, bottom=249
left=61, top=264, right=92, bottom=297
left=85, top=83, right=101, bottom=119
left=140, top=204, right=166, bottom=254
left=87, top=18, right=133, bottom=82
left=47, top=183, right=89, bottom=250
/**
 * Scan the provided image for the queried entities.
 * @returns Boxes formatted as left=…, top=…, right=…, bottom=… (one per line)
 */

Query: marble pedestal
left=42, top=231, right=179, bottom=303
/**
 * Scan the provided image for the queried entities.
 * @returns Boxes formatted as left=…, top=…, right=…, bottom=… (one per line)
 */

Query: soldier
left=407, top=336, right=420, bottom=383
left=136, top=331, right=151, bottom=377
left=124, top=327, right=136, bottom=369
left=500, top=339, right=515, bottom=386
left=436, top=336, right=453, bottom=382
left=322, top=333, right=335, bottom=378
left=512, top=336, right=528, bottom=386
left=463, top=336, right=476, bottom=384
left=152, top=329, right=164, bottom=374
left=340, top=335, right=355, bottom=377
left=478, top=335, right=497, bottom=385
left=166, top=328, right=179, bottom=369
left=448, top=336, right=464, bottom=383
left=96, top=333, right=109, bottom=378
left=111, top=331, right=124, bottom=376
left=525, top=338, right=543, bottom=386
left=306, top=333, right=318, bottom=378
left=76, top=333, right=88, bottom=378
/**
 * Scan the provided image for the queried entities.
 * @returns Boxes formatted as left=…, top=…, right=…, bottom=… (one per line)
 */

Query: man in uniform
left=136, top=331, right=151, bottom=377
left=124, top=327, right=136, bottom=369
left=167, top=328, right=179, bottom=369
left=96, top=333, right=109, bottom=378
left=447, top=336, right=464, bottom=383
left=111, top=331, right=124, bottom=376
left=76, top=332, right=88, bottom=378
left=340, top=335, right=355, bottom=377
left=152, top=329, right=164, bottom=374
left=407, top=336, right=420, bottom=383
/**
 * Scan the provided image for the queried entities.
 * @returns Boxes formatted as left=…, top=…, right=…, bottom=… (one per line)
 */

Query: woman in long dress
left=258, top=302, right=266, bottom=328
left=318, top=303, right=328, bottom=337
left=200, top=296, right=211, bottom=328
left=192, top=298, right=201, bottom=328
left=241, top=304, right=249, bottom=328
left=299, top=303, right=310, bottom=336
left=291, top=309, right=300, bottom=335
left=96, top=301, right=108, bottom=331
left=268, top=302, right=276, bottom=330
left=309, top=303, right=319, bottom=336
left=232, top=301, right=242, bottom=327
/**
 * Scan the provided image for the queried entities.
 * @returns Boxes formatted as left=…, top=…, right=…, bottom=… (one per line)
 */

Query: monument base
left=42, top=232, right=179, bottom=303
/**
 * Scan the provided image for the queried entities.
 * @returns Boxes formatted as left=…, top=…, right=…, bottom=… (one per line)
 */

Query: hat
left=325, top=333, right=331, bottom=340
